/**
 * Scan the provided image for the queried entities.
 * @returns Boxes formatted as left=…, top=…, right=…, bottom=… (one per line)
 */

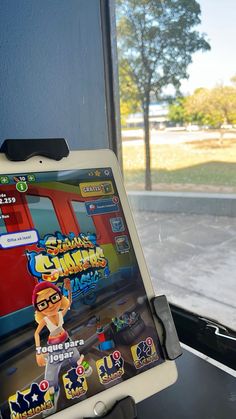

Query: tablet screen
left=0, top=168, right=164, bottom=418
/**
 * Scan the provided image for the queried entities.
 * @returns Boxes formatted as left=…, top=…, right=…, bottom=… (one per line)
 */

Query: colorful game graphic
left=115, top=235, right=130, bottom=253
left=96, top=352, right=125, bottom=385
left=96, top=317, right=115, bottom=351
left=8, top=382, right=52, bottom=419
left=26, top=231, right=110, bottom=299
left=131, top=337, right=159, bottom=369
left=62, top=367, right=88, bottom=400
left=111, top=311, right=145, bottom=346
left=80, top=181, right=114, bottom=197
left=85, top=198, right=119, bottom=216
left=0, top=168, right=164, bottom=419
left=32, top=278, right=91, bottom=412
left=110, top=217, right=125, bottom=233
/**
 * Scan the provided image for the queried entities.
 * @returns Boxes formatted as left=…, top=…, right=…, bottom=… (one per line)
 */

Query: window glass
left=26, top=195, right=60, bottom=237
left=116, top=0, right=236, bottom=330
left=71, top=201, right=96, bottom=234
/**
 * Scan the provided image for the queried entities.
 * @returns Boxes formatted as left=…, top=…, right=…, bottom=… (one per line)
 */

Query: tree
left=231, top=74, right=236, bottom=86
left=119, top=62, right=141, bottom=125
left=184, top=86, right=236, bottom=141
left=168, top=97, right=190, bottom=125
left=116, top=0, right=210, bottom=190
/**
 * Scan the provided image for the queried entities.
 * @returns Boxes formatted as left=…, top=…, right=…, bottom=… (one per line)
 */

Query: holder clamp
left=152, top=295, right=182, bottom=360
left=0, top=138, right=69, bottom=161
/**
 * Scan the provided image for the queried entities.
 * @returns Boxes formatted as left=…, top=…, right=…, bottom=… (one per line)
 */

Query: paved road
left=133, top=211, right=236, bottom=330
left=122, top=129, right=236, bottom=145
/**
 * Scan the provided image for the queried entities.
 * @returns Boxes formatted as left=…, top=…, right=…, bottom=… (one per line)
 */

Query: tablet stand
left=0, top=138, right=182, bottom=419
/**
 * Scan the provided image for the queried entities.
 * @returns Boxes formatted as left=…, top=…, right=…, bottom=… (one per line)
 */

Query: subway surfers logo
left=26, top=232, right=110, bottom=298
left=8, top=382, right=52, bottom=419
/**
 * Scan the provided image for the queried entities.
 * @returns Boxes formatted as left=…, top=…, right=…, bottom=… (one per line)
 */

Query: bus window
left=0, top=208, right=7, bottom=234
left=26, top=195, right=60, bottom=237
left=71, top=201, right=96, bottom=234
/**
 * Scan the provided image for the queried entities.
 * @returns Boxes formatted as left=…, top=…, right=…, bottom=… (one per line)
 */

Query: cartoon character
left=98, top=354, right=124, bottom=383
left=136, top=341, right=152, bottom=362
left=65, top=369, right=85, bottom=392
left=33, top=278, right=91, bottom=413
left=112, top=316, right=126, bottom=332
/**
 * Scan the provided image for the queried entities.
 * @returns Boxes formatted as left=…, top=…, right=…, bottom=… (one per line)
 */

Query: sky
left=180, top=0, right=236, bottom=94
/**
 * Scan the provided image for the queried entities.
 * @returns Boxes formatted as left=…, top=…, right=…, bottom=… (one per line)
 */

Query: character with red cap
left=33, top=278, right=91, bottom=413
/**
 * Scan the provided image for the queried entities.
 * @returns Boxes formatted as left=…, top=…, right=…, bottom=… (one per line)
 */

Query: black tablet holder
left=0, top=138, right=69, bottom=161
left=0, top=138, right=182, bottom=419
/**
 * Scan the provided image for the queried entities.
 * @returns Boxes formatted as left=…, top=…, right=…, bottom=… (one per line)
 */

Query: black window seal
left=170, top=303, right=236, bottom=370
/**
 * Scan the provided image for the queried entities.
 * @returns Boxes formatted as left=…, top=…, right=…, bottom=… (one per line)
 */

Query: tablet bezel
left=0, top=149, right=177, bottom=419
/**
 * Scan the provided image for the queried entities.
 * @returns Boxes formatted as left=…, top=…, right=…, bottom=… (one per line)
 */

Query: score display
left=0, top=196, right=16, bottom=205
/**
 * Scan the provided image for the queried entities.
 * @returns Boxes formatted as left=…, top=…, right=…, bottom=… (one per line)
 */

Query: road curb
left=127, top=191, right=236, bottom=217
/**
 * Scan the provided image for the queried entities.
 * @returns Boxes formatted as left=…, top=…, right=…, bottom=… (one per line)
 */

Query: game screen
left=0, top=168, right=164, bottom=418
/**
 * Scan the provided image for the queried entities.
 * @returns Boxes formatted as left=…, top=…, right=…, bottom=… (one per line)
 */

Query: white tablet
left=0, top=149, right=177, bottom=419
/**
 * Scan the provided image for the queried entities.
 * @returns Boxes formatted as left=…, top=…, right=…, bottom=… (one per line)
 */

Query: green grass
left=122, top=138, right=236, bottom=191
left=124, top=163, right=236, bottom=186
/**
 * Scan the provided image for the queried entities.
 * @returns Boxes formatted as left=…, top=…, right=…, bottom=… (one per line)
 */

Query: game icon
left=131, top=337, right=159, bottom=369
left=115, top=235, right=130, bottom=253
left=96, top=352, right=125, bottom=385
left=110, top=217, right=125, bottom=233
left=8, top=382, right=52, bottom=418
left=62, top=368, right=88, bottom=400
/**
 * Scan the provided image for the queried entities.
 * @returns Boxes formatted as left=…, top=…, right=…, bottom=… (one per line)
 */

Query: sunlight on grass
left=122, top=138, right=236, bottom=191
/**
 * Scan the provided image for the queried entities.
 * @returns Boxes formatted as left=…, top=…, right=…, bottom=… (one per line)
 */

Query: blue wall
left=0, top=0, right=109, bottom=149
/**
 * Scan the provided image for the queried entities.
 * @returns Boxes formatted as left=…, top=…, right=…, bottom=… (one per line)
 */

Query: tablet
left=0, top=149, right=177, bottom=419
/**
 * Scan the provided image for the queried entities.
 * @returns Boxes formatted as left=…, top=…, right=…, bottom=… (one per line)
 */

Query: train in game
left=0, top=181, right=138, bottom=337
